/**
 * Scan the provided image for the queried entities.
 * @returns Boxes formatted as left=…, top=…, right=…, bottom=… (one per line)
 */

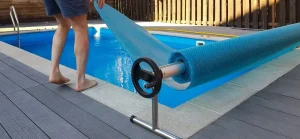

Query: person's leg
left=49, top=14, right=71, bottom=84
left=69, top=14, right=97, bottom=92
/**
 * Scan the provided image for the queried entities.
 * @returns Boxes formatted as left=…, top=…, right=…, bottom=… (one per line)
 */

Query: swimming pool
left=0, top=27, right=221, bottom=108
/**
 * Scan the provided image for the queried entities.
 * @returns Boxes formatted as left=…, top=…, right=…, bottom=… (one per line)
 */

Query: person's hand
left=90, top=0, right=105, bottom=9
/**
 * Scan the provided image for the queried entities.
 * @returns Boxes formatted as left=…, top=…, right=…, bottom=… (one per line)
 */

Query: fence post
left=163, top=0, right=167, bottom=22
left=221, top=0, right=227, bottom=26
left=202, top=0, right=207, bottom=26
left=186, top=0, right=190, bottom=24
left=181, top=0, right=186, bottom=23
left=243, top=0, right=250, bottom=28
left=260, top=0, right=268, bottom=29
left=290, top=0, right=296, bottom=24
left=191, top=0, right=196, bottom=25
left=196, top=0, right=202, bottom=25
left=252, top=0, right=259, bottom=28
left=168, top=0, right=171, bottom=23
left=176, top=0, right=181, bottom=23
left=172, top=0, right=176, bottom=23
left=235, top=0, right=242, bottom=27
left=208, top=0, right=214, bottom=26
left=228, top=0, right=234, bottom=27
left=215, top=0, right=220, bottom=26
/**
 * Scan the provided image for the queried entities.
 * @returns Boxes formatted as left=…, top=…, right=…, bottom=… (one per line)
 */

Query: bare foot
left=75, top=79, right=97, bottom=92
left=49, top=72, right=70, bottom=85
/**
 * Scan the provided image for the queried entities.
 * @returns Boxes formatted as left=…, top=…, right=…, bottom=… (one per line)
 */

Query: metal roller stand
left=130, top=57, right=185, bottom=139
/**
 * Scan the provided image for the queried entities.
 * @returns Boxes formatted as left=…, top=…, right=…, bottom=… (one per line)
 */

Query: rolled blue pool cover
left=169, top=23, right=300, bottom=89
left=94, top=1, right=300, bottom=91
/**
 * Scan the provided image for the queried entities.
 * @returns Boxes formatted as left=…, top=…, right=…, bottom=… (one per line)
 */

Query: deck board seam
left=255, top=90, right=300, bottom=102
left=246, top=102, right=300, bottom=118
left=212, top=123, right=254, bottom=139
left=0, top=54, right=131, bottom=139
left=219, top=114, right=294, bottom=139
left=39, top=84, right=130, bottom=139
left=210, top=123, right=257, bottom=139
left=0, top=116, right=12, bottom=139
left=0, top=63, right=85, bottom=138
left=0, top=89, right=51, bottom=139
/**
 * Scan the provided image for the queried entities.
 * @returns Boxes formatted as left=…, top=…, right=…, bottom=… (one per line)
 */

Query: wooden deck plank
left=262, top=79, right=300, bottom=100
left=44, top=83, right=162, bottom=139
left=255, top=91, right=300, bottom=108
left=214, top=116, right=289, bottom=139
left=244, top=96, right=300, bottom=117
left=0, top=95, right=49, bottom=139
left=25, top=85, right=128, bottom=139
left=225, top=108, right=300, bottom=139
left=6, top=90, right=88, bottom=139
left=0, top=66, right=40, bottom=89
left=0, top=123, right=11, bottom=139
left=237, top=102, right=300, bottom=128
left=0, top=73, right=22, bottom=94
left=1, top=57, right=49, bottom=84
left=193, top=124, right=251, bottom=139
left=0, top=53, right=8, bottom=59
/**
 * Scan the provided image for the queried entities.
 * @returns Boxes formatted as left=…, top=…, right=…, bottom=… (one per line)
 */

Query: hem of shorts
left=62, top=11, right=89, bottom=18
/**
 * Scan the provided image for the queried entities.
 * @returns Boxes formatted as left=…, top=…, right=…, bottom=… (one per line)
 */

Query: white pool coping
left=1, top=23, right=300, bottom=138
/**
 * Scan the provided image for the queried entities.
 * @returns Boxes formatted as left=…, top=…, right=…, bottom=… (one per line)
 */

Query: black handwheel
left=131, top=57, right=163, bottom=98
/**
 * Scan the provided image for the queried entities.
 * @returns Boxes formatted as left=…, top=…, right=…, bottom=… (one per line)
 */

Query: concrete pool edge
left=1, top=28, right=300, bottom=138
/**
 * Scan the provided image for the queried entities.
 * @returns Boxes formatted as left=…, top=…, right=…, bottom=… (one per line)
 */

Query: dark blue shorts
left=43, top=0, right=89, bottom=18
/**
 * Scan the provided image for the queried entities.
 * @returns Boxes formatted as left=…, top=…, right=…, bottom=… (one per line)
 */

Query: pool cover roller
left=94, top=2, right=300, bottom=90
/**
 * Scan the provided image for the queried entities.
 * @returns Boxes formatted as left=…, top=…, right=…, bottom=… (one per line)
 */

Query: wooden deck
left=0, top=52, right=161, bottom=139
left=191, top=64, right=300, bottom=139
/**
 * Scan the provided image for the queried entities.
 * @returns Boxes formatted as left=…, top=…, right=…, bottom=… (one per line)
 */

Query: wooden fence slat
left=176, top=0, right=181, bottom=23
left=279, top=0, right=286, bottom=26
left=145, top=0, right=149, bottom=20
left=202, top=0, right=207, bottom=26
left=228, top=0, right=234, bottom=26
left=235, top=0, right=242, bottom=27
left=142, top=0, right=146, bottom=20
left=297, top=0, right=300, bottom=22
left=172, top=0, right=176, bottom=23
left=168, top=0, right=171, bottom=23
left=191, top=0, right=196, bottom=24
left=196, top=0, right=202, bottom=25
left=130, top=0, right=133, bottom=20
left=260, top=0, right=268, bottom=29
left=163, top=0, right=167, bottom=22
left=290, top=0, right=296, bottom=23
left=139, top=0, right=143, bottom=20
left=208, top=0, right=214, bottom=26
left=181, top=0, right=186, bottom=23
left=186, top=0, right=191, bottom=24
left=243, top=0, right=250, bottom=28
left=270, top=0, right=276, bottom=28
left=159, top=0, right=163, bottom=22
left=252, top=0, right=259, bottom=28
left=221, top=0, right=227, bottom=26
left=155, top=0, right=158, bottom=21
left=215, top=0, right=220, bottom=26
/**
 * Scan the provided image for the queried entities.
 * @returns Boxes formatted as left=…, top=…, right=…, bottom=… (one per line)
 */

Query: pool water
left=0, top=27, right=219, bottom=108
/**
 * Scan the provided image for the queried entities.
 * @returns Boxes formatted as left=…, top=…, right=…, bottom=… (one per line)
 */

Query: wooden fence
left=115, top=0, right=300, bottom=29
left=114, top=0, right=154, bottom=21
left=0, top=0, right=115, bottom=25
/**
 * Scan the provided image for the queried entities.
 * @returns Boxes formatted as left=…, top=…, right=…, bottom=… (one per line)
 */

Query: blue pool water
left=0, top=27, right=220, bottom=108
